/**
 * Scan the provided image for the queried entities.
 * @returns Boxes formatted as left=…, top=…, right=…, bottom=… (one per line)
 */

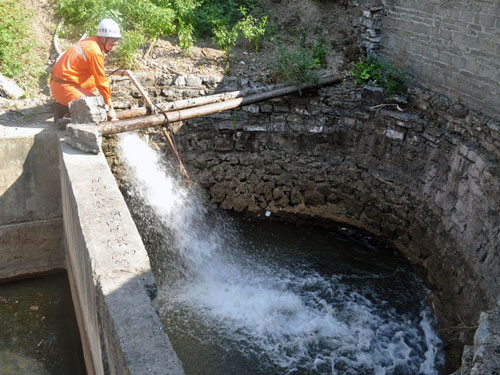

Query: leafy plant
left=268, top=38, right=329, bottom=86
left=177, top=21, right=195, bottom=53
left=312, top=40, right=328, bottom=68
left=212, top=21, right=238, bottom=55
left=112, top=31, right=145, bottom=69
left=57, top=0, right=267, bottom=63
left=236, top=7, right=268, bottom=52
left=351, top=56, right=408, bottom=95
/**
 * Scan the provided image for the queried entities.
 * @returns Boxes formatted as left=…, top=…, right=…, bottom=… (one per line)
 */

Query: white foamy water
left=118, top=132, right=444, bottom=375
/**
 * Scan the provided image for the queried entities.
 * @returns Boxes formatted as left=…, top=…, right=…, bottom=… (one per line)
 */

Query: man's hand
left=107, top=107, right=118, bottom=121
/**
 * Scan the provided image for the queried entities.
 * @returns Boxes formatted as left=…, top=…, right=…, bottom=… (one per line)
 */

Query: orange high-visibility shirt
left=51, top=36, right=112, bottom=106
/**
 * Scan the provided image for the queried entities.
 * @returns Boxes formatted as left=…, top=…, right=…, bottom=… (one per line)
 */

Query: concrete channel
left=0, top=119, right=184, bottom=375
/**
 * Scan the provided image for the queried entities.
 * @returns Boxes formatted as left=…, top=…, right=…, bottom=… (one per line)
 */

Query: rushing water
left=118, top=133, right=444, bottom=375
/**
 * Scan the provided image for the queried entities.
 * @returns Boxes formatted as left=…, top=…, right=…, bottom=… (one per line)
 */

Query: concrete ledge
left=59, top=142, right=183, bottom=375
left=0, top=218, right=65, bottom=281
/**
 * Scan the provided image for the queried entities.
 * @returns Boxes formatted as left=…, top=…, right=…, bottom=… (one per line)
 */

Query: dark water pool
left=0, top=272, right=85, bottom=375
left=157, top=217, right=445, bottom=375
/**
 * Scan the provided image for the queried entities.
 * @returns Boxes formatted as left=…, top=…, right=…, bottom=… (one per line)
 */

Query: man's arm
left=87, top=49, right=117, bottom=120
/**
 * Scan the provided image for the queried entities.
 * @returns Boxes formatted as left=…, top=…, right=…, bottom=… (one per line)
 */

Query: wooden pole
left=116, top=90, right=247, bottom=119
left=100, top=76, right=342, bottom=135
left=115, top=83, right=295, bottom=119
left=121, top=70, right=156, bottom=113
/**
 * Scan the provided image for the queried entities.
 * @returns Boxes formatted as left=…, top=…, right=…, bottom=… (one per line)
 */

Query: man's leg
left=50, top=80, right=96, bottom=129
left=52, top=102, right=71, bottom=129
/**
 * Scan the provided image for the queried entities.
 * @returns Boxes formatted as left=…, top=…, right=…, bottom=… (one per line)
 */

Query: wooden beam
left=115, top=82, right=301, bottom=119
left=101, top=76, right=342, bottom=135
left=116, top=90, right=247, bottom=119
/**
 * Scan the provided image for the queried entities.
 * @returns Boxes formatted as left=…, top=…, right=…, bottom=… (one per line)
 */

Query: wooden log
left=100, top=76, right=342, bottom=135
left=121, top=70, right=156, bottom=113
left=116, top=90, right=246, bottom=119
left=115, top=83, right=292, bottom=119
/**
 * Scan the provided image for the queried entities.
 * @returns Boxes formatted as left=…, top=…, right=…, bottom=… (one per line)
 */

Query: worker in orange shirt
left=50, top=18, right=122, bottom=123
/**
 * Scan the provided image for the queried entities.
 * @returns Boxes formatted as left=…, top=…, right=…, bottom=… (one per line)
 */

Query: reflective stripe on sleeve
left=75, top=43, right=88, bottom=61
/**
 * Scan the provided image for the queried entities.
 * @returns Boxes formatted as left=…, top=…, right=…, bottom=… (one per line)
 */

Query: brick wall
left=378, top=0, right=500, bottom=121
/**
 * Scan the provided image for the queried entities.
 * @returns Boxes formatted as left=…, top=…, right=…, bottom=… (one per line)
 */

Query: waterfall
left=117, top=132, right=444, bottom=375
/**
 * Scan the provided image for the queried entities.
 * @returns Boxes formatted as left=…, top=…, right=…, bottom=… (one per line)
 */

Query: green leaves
left=111, top=30, right=145, bottom=69
left=351, top=56, right=408, bottom=95
left=212, top=21, right=238, bottom=55
left=57, top=0, right=269, bottom=64
left=237, top=7, right=268, bottom=52
left=268, top=37, right=328, bottom=86
left=212, top=7, right=269, bottom=55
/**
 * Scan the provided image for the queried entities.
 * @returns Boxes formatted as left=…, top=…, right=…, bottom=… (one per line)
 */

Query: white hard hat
left=97, top=19, right=121, bottom=38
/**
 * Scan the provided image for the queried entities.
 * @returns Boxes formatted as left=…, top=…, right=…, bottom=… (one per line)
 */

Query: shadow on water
left=0, top=271, right=86, bottom=375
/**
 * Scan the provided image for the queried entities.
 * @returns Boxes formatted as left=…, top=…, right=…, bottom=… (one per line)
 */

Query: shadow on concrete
left=0, top=123, right=61, bottom=227
left=0, top=102, right=55, bottom=129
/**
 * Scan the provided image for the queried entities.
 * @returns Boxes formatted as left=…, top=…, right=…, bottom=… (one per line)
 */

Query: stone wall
left=349, top=0, right=500, bottom=121
left=105, top=72, right=499, bottom=371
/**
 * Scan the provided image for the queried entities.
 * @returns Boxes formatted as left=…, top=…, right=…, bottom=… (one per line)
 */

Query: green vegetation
left=351, top=56, right=408, bottom=95
left=212, top=7, right=268, bottom=54
left=56, top=0, right=268, bottom=66
left=1, top=0, right=333, bottom=91
left=0, top=0, right=44, bottom=91
left=112, top=31, right=145, bottom=70
left=268, top=37, right=328, bottom=86
left=235, top=7, right=268, bottom=52
left=56, top=0, right=330, bottom=84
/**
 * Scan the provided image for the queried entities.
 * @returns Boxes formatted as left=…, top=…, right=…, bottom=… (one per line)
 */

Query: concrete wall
left=351, top=0, right=500, bottom=121
left=1, top=118, right=184, bottom=374
left=0, top=129, right=61, bottom=225
left=0, top=124, right=64, bottom=279
left=59, top=142, right=184, bottom=375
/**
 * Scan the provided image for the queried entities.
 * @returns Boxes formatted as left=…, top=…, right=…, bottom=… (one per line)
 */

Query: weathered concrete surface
left=0, top=219, right=65, bottom=280
left=65, top=123, right=102, bottom=154
left=0, top=125, right=61, bottom=225
left=1, top=113, right=184, bottom=374
left=0, top=120, right=64, bottom=280
left=65, top=97, right=108, bottom=153
left=60, top=141, right=184, bottom=375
